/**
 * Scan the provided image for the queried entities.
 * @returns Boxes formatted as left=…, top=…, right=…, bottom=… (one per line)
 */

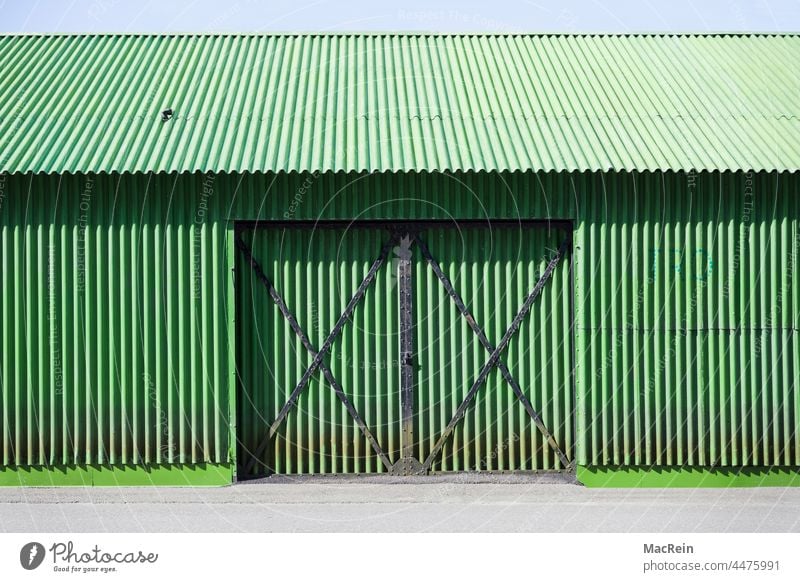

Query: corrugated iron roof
left=1, top=33, right=798, bottom=174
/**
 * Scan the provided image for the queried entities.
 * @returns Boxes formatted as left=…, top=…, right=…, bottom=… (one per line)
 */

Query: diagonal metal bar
left=415, top=235, right=570, bottom=468
left=236, top=233, right=395, bottom=474
left=421, top=238, right=570, bottom=472
left=266, top=232, right=397, bottom=436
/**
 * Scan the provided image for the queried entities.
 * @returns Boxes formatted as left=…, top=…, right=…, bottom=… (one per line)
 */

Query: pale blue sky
left=1, top=0, right=799, bottom=33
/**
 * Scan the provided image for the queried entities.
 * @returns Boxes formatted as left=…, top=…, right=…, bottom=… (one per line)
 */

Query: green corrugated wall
left=0, top=170, right=797, bottom=483
left=236, top=226, right=403, bottom=475
left=0, top=173, right=232, bottom=472
left=415, top=225, right=572, bottom=472
left=575, top=172, right=799, bottom=468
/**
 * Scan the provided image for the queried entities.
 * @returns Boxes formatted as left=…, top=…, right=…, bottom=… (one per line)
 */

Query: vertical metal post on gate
left=393, top=232, right=424, bottom=475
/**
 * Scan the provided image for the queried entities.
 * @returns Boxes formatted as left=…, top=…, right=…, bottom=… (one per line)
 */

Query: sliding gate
left=236, top=222, right=573, bottom=477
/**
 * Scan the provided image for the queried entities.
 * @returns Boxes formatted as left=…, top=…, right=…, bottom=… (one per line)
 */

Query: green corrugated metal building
left=0, top=33, right=798, bottom=487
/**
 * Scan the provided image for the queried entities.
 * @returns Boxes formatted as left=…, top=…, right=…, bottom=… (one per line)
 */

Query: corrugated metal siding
left=237, top=223, right=572, bottom=475
left=236, top=227, right=402, bottom=475
left=0, top=174, right=231, bottom=468
left=1, top=34, right=799, bottom=175
left=415, top=225, right=572, bottom=471
left=229, top=171, right=578, bottom=221
left=575, top=171, right=800, bottom=467
left=0, top=170, right=575, bottom=474
left=2, top=170, right=797, bottom=477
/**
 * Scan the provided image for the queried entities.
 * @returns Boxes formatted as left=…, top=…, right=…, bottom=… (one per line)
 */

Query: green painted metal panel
left=0, top=171, right=576, bottom=482
left=236, top=222, right=573, bottom=475
left=236, top=226, right=402, bottom=475
left=574, top=171, right=800, bottom=469
left=227, top=170, right=578, bottom=221
left=0, top=463, right=233, bottom=487
left=0, top=174, right=233, bottom=482
left=577, top=465, right=800, bottom=488
left=414, top=225, right=573, bottom=471
left=1, top=34, right=800, bottom=174
left=1, top=169, right=797, bottom=484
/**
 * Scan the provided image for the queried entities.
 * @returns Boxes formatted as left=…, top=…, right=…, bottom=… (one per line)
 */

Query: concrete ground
left=1, top=476, right=799, bottom=533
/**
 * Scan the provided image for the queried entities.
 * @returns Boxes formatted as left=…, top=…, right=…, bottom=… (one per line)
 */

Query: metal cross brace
left=237, top=233, right=396, bottom=474
left=418, top=236, right=571, bottom=471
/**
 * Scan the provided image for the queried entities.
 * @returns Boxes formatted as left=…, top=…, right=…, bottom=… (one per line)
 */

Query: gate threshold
left=238, top=472, right=578, bottom=485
